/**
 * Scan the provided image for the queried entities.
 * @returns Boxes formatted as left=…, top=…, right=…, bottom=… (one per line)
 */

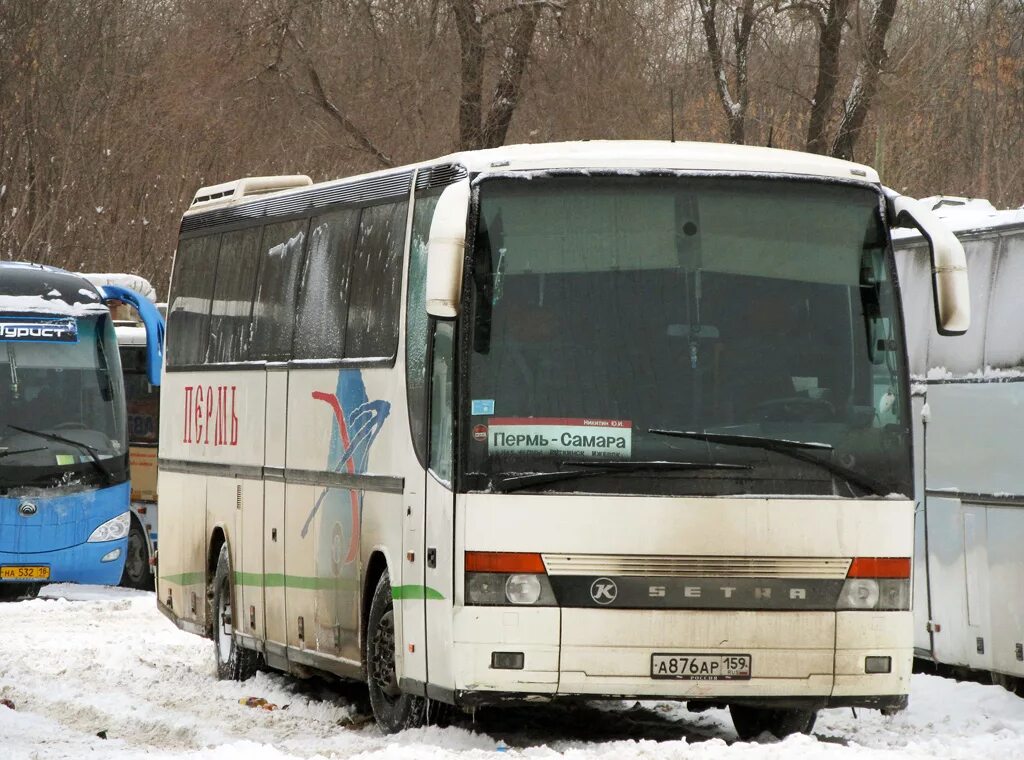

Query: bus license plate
left=651, top=653, right=751, bottom=680
left=0, top=566, right=50, bottom=581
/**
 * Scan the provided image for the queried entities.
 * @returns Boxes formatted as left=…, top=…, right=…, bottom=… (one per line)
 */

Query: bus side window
left=429, top=321, right=455, bottom=483
left=293, top=208, right=360, bottom=361
left=346, top=201, right=408, bottom=361
left=206, top=227, right=261, bottom=364
left=167, top=234, right=220, bottom=367
left=250, top=219, right=309, bottom=361
left=407, top=190, right=443, bottom=467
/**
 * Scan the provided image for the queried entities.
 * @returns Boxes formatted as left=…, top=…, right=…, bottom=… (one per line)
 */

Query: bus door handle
left=427, top=548, right=437, bottom=568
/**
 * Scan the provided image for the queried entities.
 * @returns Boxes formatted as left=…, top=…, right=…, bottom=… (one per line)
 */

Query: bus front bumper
left=0, top=539, right=128, bottom=587
left=447, top=607, right=911, bottom=709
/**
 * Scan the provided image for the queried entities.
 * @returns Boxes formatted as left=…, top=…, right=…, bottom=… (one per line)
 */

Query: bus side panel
left=923, top=495, right=974, bottom=669
left=281, top=366, right=409, bottom=669
left=264, top=480, right=288, bottom=650
left=988, top=506, right=1024, bottom=679
left=911, top=391, right=931, bottom=656
left=156, top=469, right=208, bottom=630
left=239, top=477, right=265, bottom=645
left=263, top=368, right=289, bottom=653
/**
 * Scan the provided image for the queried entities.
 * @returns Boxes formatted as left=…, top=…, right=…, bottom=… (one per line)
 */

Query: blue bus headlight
left=88, top=512, right=130, bottom=542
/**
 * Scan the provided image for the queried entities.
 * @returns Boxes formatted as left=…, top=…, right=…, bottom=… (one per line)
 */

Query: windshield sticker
left=473, top=424, right=488, bottom=442
left=471, top=399, right=496, bottom=416
left=0, top=316, right=78, bottom=343
left=489, top=418, right=632, bottom=458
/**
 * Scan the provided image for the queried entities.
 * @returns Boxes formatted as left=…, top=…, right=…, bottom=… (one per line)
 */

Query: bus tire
left=212, top=543, right=258, bottom=681
left=366, top=572, right=427, bottom=733
left=120, top=517, right=153, bottom=590
left=729, top=704, right=817, bottom=741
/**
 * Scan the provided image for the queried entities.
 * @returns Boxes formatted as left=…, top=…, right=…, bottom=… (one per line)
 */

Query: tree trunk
left=451, top=0, right=486, bottom=150
left=481, top=2, right=544, bottom=148
left=805, top=0, right=852, bottom=154
left=831, top=0, right=898, bottom=161
left=698, top=0, right=755, bottom=145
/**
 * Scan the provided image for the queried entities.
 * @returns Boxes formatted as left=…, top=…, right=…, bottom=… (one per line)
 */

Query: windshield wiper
left=6, top=424, right=114, bottom=486
left=491, top=460, right=751, bottom=493
left=647, top=428, right=888, bottom=497
left=0, top=446, right=48, bottom=460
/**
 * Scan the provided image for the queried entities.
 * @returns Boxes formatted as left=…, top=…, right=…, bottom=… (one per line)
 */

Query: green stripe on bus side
left=165, top=571, right=435, bottom=598
left=233, top=571, right=358, bottom=591
left=162, top=572, right=206, bottom=586
left=391, top=584, right=445, bottom=600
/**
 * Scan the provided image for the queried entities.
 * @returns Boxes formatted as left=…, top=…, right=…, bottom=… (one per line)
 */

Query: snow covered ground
left=1, top=585, right=1023, bottom=759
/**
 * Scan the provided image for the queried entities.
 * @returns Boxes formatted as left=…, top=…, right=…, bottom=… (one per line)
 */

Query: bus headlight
left=87, top=512, right=131, bottom=542
left=466, top=573, right=557, bottom=606
left=839, top=578, right=879, bottom=609
left=838, top=579, right=910, bottom=610
left=838, top=557, right=911, bottom=610
left=505, top=574, right=542, bottom=605
left=464, top=552, right=557, bottom=606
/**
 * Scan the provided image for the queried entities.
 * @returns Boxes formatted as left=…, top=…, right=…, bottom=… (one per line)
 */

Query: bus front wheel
left=729, top=704, right=817, bottom=741
left=212, top=543, right=258, bottom=681
left=120, top=517, right=153, bottom=590
left=366, top=572, right=427, bottom=733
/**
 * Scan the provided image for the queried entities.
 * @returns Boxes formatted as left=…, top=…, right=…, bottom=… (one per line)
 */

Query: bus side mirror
left=99, top=285, right=166, bottom=387
left=888, top=194, right=970, bottom=336
left=426, top=179, right=471, bottom=318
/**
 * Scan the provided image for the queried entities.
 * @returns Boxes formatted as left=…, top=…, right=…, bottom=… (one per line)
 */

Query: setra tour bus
left=893, top=198, right=1024, bottom=692
left=0, top=263, right=163, bottom=597
left=156, top=141, right=969, bottom=738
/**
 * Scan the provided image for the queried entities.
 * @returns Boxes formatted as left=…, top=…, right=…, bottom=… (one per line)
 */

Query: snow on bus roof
left=82, top=272, right=158, bottom=302
left=0, top=262, right=108, bottom=316
left=184, top=140, right=880, bottom=217
left=893, top=196, right=1024, bottom=241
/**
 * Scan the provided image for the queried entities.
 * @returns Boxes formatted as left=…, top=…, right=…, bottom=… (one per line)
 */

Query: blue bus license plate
left=651, top=653, right=751, bottom=680
left=0, top=566, right=50, bottom=581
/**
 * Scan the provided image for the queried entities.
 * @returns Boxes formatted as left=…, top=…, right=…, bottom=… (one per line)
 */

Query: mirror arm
left=99, top=285, right=166, bottom=386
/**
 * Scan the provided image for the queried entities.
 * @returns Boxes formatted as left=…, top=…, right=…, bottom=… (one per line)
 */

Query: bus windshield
left=462, top=175, right=911, bottom=497
left=0, top=313, right=127, bottom=492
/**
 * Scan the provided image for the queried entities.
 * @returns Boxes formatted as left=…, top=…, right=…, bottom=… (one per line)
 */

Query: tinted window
left=346, top=201, right=408, bottom=359
left=167, top=235, right=220, bottom=366
left=294, top=208, right=360, bottom=360
left=251, top=220, right=308, bottom=361
left=407, top=191, right=442, bottom=466
left=206, top=227, right=261, bottom=363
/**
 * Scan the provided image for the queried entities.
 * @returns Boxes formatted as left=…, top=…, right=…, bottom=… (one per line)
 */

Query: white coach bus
left=894, top=198, right=1024, bottom=692
left=157, top=141, right=969, bottom=738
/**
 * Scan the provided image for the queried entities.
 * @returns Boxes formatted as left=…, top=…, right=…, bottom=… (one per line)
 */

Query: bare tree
left=803, top=0, right=854, bottom=153
left=451, top=0, right=565, bottom=150
left=831, top=0, right=898, bottom=160
left=696, top=0, right=768, bottom=144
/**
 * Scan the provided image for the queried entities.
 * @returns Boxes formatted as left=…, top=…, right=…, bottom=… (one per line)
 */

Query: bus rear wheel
left=729, top=704, right=817, bottom=741
left=212, top=543, right=258, bottom=681
left=120, top=518, right=153, bottom=590
left=367, top=572, right=427, bottom=733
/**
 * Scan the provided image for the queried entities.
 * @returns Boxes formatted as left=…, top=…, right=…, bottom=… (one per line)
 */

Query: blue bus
left=0, top=263, right=163, bottom=598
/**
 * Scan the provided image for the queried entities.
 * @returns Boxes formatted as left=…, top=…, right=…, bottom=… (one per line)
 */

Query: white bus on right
left=894, top=198, right=1024, bottom=692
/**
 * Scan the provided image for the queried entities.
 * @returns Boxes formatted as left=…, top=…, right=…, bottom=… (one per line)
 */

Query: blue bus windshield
left=0, top=314, right=127, bottom=492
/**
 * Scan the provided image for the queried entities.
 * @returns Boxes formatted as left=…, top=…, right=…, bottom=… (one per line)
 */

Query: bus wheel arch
left=205, top=528, right=227, bottom=638
left=211, top=541, right=259, bottom=681
left=366, top=570, right=427, bottom=733
left=119, top=512, right=153, bottom=590
left=361, top=550, right=389, bottom=661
